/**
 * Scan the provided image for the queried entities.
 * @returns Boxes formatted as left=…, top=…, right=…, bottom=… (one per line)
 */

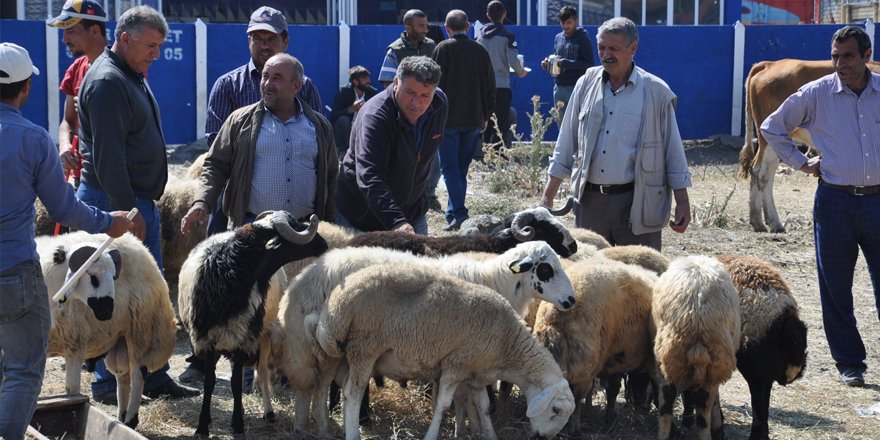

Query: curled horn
left=255, top=211, right=275, bottom=221
left=546, top=197, right=574, bottom=216
left=513, top=225, right=536, bottom=242
left=273, top=213, right=319, bottom=245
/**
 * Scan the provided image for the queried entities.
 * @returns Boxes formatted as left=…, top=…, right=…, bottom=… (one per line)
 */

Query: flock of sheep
left=34, top=155, right=808, bottom=440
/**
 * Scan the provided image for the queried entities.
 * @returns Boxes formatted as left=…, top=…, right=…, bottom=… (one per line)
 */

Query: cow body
left=739, top=59, right=880, bottom=233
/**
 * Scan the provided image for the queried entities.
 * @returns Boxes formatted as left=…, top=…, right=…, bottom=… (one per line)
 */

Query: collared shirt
left=1, top=103, right=111, bottom=271
left=762, top=70, right=880, bottom=186
left=60, top=55, right=91, bottom=96
left=248, top=104, right=318, bottom=219
left=205, top=58, right=324, bottom=146
left=588, top=68, right=645, bottom=184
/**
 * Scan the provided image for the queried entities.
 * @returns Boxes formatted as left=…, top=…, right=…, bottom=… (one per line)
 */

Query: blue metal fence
left=1, top=20, right=874, bottom=145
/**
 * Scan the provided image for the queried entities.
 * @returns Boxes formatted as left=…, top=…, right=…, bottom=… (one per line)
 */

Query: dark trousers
left=333, top=115, right=353, bottom=158
left=574, top=187, right=661, bottom=251
left=484, top=88, right=513, bottom=149
left=813, top=184, right=880, bottom=375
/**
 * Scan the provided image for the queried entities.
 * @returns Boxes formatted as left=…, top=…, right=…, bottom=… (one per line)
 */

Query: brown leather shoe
left=143, top=379, right=200, bottom=399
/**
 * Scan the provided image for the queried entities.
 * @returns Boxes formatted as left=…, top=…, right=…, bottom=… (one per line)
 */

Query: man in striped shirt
left=761, top=25, right=879, bottom=388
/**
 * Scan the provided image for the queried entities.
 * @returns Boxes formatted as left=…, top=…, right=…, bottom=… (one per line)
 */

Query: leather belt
left=819, top=178, right=880, bottom=196
left=585, top=181, right=635, bottom=195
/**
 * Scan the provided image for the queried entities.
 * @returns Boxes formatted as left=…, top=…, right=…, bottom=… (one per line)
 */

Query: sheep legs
left=64, top=355, right=83, bottom=395
left=691, top=387, right=723, bottom=440
left=471, top=384, right=497, bottom=440
left=118, top=366, right=146, bottom=428
left=604, top=374, right=622, bottom=423
left=230, top=351, right=246, bottom=434
left=424, top=373, right=460, bottom=440
left=746, top=380, right=771, bottom=440
left=195, top=351, right=220, bottom=436
left=257, top=335, right=276, bottom=421
left=656, top=383, right=678, bottom=440
left=343, top=369, right=372, bottom=440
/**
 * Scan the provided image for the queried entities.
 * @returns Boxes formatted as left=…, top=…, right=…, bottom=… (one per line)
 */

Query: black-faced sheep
left=39, top=232, right=176, bottom=428
left=652, top=256, right=741, bottom=440
left=268, top=240, right=575, bottom=436
left=316, top=264, right=576, bottom=440
left=177, top=211, right=328, bottom=436
left=712, top=254, right=807, bottom=440
left=345, top=205, right=578, bottom=258
left=533, top=255, right=658, bottom=433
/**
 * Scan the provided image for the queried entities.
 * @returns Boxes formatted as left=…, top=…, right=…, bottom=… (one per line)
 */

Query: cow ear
left=108, top=249, right=122, bottom=280
left=509, top=256, right=535, bottom=274
left=68, top=246, right=98, bottom=273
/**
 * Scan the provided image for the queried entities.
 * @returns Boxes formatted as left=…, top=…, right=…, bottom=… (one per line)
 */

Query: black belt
left=585, top=181, right=635, bottom=195
left=819, top=179, right=880, bottom=196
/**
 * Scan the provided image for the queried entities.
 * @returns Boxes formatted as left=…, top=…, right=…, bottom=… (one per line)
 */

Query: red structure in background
left=742, top=0, right=816, bottom=23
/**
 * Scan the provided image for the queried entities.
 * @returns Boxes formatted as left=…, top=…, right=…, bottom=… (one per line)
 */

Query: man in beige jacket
left=541, top=17, right=691, bottom=251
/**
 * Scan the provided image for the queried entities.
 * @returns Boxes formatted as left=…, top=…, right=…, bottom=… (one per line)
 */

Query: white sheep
left=533, top=255, right=658, bottom=433
left=268, top=240, right=575, bottom=436
left=652, top=256, right=741, bottom=440
left=315, top=263, right=576, bottom=440
left=177, top=211, right=326, bottom=436
left=600, top=245, right=669, bottom=276
left=39, top=231, right=176, bottom=428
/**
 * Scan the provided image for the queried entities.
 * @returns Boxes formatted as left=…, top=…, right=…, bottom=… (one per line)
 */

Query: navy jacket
left=336, top=87, right=448, bottom=231
left=553, top=27, right=594, bottom=86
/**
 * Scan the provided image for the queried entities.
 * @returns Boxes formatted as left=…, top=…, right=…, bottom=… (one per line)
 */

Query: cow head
left=56, top=245, right=122, bottom=321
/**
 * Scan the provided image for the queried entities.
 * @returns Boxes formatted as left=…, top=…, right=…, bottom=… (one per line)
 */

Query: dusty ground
left=36, top=139, right=879, bottom=439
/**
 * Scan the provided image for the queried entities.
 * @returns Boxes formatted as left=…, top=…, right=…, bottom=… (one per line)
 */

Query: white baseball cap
left=0, top=43, right=40, bottom=84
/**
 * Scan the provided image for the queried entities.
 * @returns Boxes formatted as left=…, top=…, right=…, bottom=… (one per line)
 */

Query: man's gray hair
left=396, top=56, right=441, bottom=86
left=445, top=10, right=469, bottom=33
left=115, top=6, right=168, bottom=41
left=266, top=53, right=304, bottom=81
left=403, top=9, right=426, bottom=25
left=597, top=17, right=638, bottom=47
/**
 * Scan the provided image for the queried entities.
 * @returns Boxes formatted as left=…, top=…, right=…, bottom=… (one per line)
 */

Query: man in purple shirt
left=0, top=43, right=132, bottom=440
left=761, top=25, right=880, bottom=388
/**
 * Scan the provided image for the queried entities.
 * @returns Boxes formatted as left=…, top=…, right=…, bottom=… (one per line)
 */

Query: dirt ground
left=36, top=139, right=879, bottom=439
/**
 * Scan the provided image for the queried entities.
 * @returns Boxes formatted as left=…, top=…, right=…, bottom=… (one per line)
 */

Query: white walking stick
left=53, top=208, right=138, bottom=303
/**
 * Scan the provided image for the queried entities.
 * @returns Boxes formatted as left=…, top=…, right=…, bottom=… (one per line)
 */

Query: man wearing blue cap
left=47, top=0, right=110, bottom=179
left=0, top=42, right=132, bottom=440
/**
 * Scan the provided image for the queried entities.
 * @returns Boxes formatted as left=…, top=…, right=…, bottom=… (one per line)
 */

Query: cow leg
left=749, top=171, right=769, bottom=233
left=758, top=147, right=785, bottom=233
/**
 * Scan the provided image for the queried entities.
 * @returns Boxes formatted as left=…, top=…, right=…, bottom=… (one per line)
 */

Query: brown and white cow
left=738, top=59, right=880, bottom=233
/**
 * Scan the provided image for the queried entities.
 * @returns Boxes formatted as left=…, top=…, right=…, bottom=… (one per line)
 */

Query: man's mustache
left=602, top=57, right=618, bottom=64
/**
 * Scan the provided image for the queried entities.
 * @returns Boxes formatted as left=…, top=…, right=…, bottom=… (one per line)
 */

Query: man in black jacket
left=330, top=66, right=378, bottom=157
left=335, top=56, right=447, bottom=235
left=432, top=10, right=495, bottom=231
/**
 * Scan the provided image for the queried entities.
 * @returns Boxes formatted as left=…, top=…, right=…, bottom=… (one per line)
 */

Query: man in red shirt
left=47, top=0, right=108, bottom=174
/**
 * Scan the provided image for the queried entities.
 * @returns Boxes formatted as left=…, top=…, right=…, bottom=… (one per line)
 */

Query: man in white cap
left=46, top=0, right=110, bottom=180
left=0, top=42, right=132, bottom=440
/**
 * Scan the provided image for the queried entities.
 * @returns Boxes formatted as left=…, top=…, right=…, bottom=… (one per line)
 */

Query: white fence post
left=866, top=19, right=875, bottom=62
left=730, top=20, right=745, bottom=136
left=195, top=19, right=207, bottom=139
left=46, top=25, right=60, bottom=144
left=339, top=21, right=350, bottom=89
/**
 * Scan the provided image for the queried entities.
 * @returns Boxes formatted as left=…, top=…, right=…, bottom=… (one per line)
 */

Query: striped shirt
left=205, top=58, right=323, bottom=146
left=588, top=69, right=645, bottom=185
left=247, top=104, right=318, bottom=219
left=762, top=70, right=880, bottom=186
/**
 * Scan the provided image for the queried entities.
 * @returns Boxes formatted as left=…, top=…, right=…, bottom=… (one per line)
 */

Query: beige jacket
left=547, top=65, right=691, bottom=235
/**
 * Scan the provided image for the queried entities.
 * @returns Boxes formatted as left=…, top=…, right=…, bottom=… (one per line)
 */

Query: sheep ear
left=68, top=246, right=98, bottom=273
left=526, top=387, right=554, bottom=418
left=108, top=249, right=122, bottom=280
left=509, top=256, right=535, bottom=274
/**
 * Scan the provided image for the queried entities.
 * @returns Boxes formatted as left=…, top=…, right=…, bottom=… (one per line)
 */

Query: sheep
left=39, top=231, right=176, bottom=428
left=346, top=205, right=578, bottom=258
left=177, top=211, right=328, bottom=436
left=600, top=245, right=669, bottom=276
left=280, top=221, right=356, bottom=282
left=268, top=240, right=575, bottom=436
left=315, top=263, right=576, bottom=440
left=569, top=227, right=611, bottom=250
left=703, top=254, right=806, bottom=440
left=157, top=176, right=206, bottom=292
left=34, top=198, right=56, bottom=236
left=532, top=255, right=658, bottom=433
left=652, top=256, right=741, bottom=440
left=185, top=151, right=208, bottom=180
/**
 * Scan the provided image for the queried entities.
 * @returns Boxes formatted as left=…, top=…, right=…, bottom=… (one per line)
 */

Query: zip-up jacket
left=477, top=21, right=525, bottom=89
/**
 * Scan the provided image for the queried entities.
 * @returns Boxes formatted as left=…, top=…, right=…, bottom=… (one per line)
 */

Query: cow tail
left=738, top=71, right=756, bottom=180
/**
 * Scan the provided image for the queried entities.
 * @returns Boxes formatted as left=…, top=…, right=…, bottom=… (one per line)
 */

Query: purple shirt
left=761, top=70, right=880, bottom=187
left=205, top=58, right=324, bottom=146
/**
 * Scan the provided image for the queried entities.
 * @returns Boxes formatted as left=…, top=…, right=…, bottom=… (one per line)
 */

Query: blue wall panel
left=150, top=23, right=197, bottom=144
left=348, top=25, right=406, bottom=87
left=1, top=21, right=48, bottom=129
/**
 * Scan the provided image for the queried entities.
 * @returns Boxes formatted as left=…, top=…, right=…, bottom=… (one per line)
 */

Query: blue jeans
left=438, top=127, right=480, bottom=224
left=425, top=151, right=442, bottom=200
left=336, top=212, right=428, bottom=236
left=0, top=261, right=50, bottom=440
left=813, top=184, right=880, bottom=375
left=553, top=84, right=575, bottom=121
left=75, top=182, right=172, bottom=395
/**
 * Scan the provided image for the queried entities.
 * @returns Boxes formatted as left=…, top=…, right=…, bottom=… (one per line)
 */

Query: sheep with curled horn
left=177, top=211, right=327, bottom=436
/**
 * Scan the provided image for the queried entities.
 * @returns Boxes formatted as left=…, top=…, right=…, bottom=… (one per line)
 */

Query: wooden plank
left=83, top=404, right=148, bottom=440
left=25, top=425, right=51, bottom=440
left=35, top=393, right=90, bottom=410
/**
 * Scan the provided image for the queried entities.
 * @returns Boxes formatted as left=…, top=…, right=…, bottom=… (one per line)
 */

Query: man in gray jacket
left=541, top=17, right=691, bottom=251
